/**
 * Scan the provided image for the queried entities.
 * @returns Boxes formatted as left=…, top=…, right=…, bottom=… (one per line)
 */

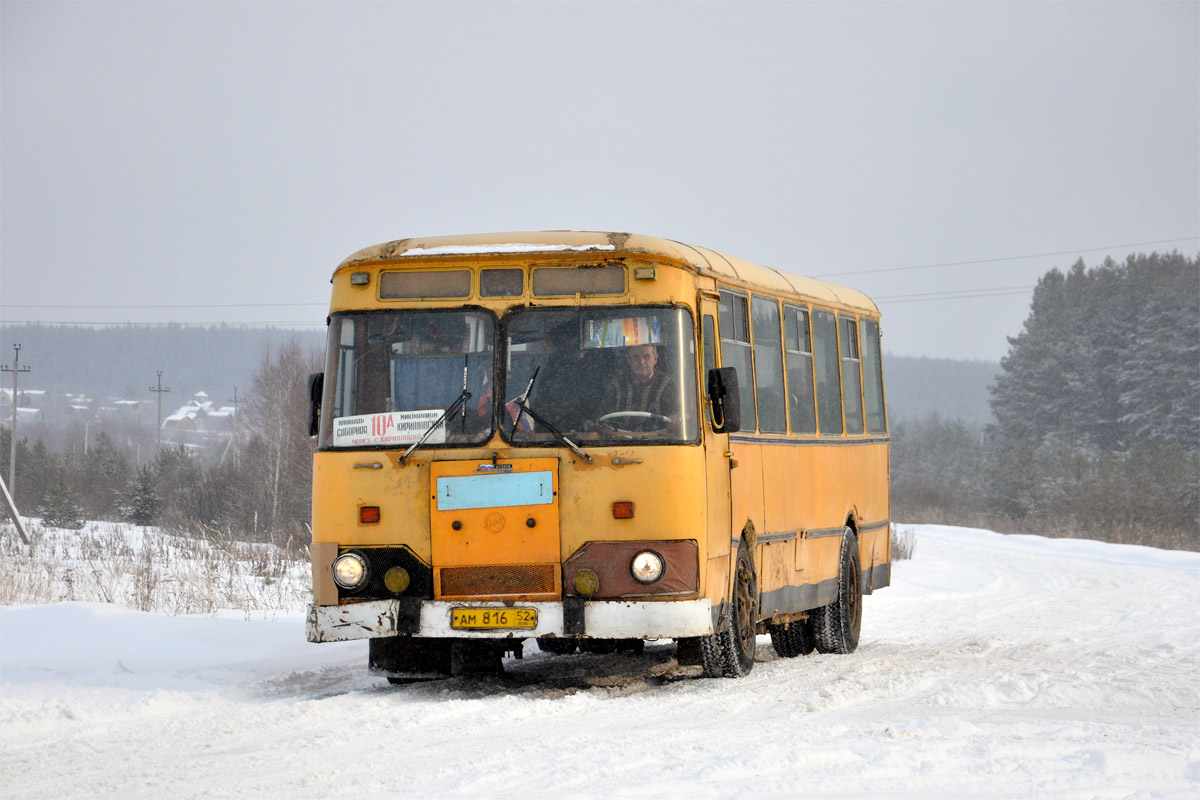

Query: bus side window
left=335, top=317, right=357, bottom=420
left=812, top=309, right=843, bottom=435
left=751, top=296, right=786, bottom=433
left=719, top=291, right=757, bottom=432
left=840, top=315, right=864, bottom=435
left=784, top=305, right=817, bottom=434
left=861, top=319, right=888, bottom=434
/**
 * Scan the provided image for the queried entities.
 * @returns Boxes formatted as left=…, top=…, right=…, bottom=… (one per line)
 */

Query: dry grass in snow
left=0, top=520, right=311, bottom=615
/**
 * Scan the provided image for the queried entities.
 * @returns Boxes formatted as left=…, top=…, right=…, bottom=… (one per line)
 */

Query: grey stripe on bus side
left=729, top=520, right=888, bottom=547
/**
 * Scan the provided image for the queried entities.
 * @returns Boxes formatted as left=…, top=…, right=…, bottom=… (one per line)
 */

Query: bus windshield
left=320, top=310, right=496, bottom=449
left=502, top=306, right=699, bottom=445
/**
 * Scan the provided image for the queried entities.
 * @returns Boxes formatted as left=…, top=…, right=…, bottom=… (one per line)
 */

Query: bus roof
left=339, top=231, right=879, bottom=315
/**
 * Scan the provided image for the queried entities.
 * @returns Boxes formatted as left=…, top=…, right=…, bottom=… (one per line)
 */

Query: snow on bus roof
left=338, top=231, right=879, bottom=314
left=402, top=243, right=617, bottom=257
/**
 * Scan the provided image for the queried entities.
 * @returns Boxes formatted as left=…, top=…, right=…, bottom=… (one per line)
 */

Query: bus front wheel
left=700, top=539, right=758, bottom=678
left=812, top=529, right=862, bottom=654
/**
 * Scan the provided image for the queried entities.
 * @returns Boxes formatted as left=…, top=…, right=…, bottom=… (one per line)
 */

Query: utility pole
left=228, top=385, right=243, bottom=466
left=1, top=344, right=32, bottom=495
left=149, top=371, right=171, bottom=452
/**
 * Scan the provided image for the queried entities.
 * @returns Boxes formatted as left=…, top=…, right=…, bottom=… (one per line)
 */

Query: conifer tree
left=37, top=470, right=84, bottom=530
left=120, top=464, right=161, bottom=526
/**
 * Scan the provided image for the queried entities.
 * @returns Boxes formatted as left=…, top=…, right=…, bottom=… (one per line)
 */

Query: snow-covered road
left=2, top=525, right=1198, bottom=799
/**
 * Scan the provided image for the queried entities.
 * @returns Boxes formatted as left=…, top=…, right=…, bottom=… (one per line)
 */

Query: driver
left=594, top=344, right=679, bottom=435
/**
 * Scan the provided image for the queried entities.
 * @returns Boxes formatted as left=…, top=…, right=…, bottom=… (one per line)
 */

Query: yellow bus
left=305, top=231, right=890, bottom=679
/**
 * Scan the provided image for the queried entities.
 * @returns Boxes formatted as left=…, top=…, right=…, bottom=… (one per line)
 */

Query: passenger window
left=812, top=309, right=843, bottom=435
left=481, top=268, right=523, bottom=297
left=840, top=316, right=864, bottom=435
left=718, top=291, right=756, bottom=431
left=860, top=319, right=887, bottom=434
left=751, top=296, right=786, bottom=433
left=784, top=305, right=816, bottom=434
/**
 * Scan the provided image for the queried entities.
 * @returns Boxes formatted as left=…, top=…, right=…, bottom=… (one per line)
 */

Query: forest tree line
left=892, top=252, right=1199, bottom=550
left=1, top=339, right=322, bottom=544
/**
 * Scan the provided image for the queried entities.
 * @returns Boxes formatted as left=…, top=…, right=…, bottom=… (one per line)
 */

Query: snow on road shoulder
left=1, top=525, right=1198, bottom=799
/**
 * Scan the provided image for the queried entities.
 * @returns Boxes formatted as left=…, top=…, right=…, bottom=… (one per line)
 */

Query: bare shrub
left=891, top=526, right=917, bottom=561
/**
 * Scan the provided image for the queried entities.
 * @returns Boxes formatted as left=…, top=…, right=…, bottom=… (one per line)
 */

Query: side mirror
left=307, top=373, right=324, bottom=437
left=706, top=367, right=741, bottom=434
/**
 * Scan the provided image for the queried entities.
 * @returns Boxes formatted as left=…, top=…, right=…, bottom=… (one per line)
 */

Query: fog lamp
left=573, top=568, right=600, bottom=596
left=630, top=551, right=664, bottom=584
left=332, top=552, right=368, bottom=590
left=384, top=566, right=410, bottom=594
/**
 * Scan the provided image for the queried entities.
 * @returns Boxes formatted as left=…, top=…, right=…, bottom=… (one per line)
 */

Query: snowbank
left=1, top=525, right=1197, bottom=798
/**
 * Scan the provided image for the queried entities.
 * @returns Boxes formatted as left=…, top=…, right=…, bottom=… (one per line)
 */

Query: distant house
left=160, top=391, right=236, bottom=443
left=0, top=388, right=48, bottom=409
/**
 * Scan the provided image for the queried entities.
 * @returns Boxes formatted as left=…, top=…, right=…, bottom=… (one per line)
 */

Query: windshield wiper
left=398, top=388, right=471, bottom=465
left=510, top=365, right=593, bottom=463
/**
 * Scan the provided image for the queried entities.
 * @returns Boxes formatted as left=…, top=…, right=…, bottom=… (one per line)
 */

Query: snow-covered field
left=1, top=525, right=1198, bottom=799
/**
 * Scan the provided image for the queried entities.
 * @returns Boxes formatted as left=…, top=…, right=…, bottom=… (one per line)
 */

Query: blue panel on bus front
left=436, top=471, right=555, bottom=511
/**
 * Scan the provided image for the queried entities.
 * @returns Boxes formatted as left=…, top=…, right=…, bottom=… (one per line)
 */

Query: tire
left=768, top=617, right=815, bottom=658
left=536, top=637, right=578, bottom=655
left=700, top=539, right=758, bottom=677
left=812, top=529, right=862, bottom=654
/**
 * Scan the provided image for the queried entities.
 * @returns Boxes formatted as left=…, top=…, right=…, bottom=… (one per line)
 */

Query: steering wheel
left=595, top=410, right=672, bottom=433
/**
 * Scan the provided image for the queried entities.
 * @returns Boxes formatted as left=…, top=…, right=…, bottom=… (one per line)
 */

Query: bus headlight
left=630, top=551, right=664, bottom=584
left=332, top=552, right=368, bottom=590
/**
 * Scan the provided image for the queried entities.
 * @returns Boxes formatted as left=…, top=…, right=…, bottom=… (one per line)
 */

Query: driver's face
left=625, top=346, right=658, bottom=383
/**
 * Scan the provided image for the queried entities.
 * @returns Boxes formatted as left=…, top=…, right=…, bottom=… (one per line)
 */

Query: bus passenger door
left=700, top=300, right=734, bottom=611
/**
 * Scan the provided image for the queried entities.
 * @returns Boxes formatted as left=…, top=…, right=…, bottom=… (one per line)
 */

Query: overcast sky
left=2, top=1, right=1196, bottom=361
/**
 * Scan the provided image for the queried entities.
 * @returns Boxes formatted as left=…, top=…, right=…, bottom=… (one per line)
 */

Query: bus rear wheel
left=769, top=617, right=815, bottom=658
left=700, top=540, right=758, bottom=678
left=812, top=529, right=862, bottom=654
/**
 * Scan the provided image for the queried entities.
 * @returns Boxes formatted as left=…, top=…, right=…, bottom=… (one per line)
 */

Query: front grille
left=438, top=564, right=557, bottom=597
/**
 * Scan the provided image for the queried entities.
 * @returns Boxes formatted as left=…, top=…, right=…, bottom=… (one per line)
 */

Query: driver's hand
left=594, top=422, right=616, bottom=437
left=475, top=386, right=493, bottom=417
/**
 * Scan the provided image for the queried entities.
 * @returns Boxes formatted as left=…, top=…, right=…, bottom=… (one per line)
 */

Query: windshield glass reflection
left=502, top=307, right=699, bottom=445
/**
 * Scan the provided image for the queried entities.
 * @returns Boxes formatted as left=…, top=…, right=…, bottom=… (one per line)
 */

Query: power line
left=813, top=235, right=1199, bottom=278
left=875, top=284, right=1032, bottom=301
left=878, top=289, right=1034, bottom=305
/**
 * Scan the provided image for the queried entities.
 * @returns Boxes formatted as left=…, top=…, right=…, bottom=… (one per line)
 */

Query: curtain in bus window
left=719, top=291, right=757, bottom=431
left=751, top=296, right=786, bottom=433
left=839, top=316, right=864, bottom=435
left=784, top=305, right=817, bottom=434
left=812, top=309, right=843, bottom=435
left=860, top=319, right=887, bottom=434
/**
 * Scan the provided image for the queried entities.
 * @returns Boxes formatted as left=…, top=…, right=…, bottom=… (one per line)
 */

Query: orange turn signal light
left=612, top=501, right=634, bottom=519
left=359, top=505, right=381, bottom=524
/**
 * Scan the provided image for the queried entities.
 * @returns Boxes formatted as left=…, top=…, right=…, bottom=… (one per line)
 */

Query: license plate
left=451, top=607, right=538, bottom=630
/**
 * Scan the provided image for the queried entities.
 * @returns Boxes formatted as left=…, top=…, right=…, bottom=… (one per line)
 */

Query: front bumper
left=306, top=597, right=714, bottom=643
